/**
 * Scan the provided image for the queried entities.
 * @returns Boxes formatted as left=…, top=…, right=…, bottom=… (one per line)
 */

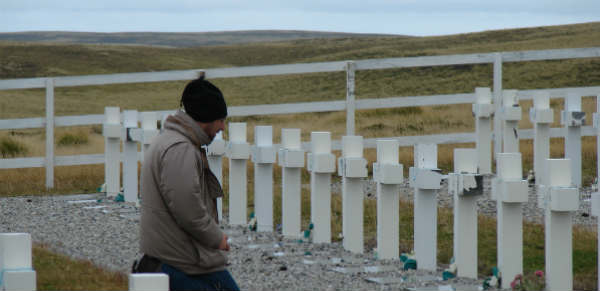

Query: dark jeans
left=161, top=263, right=240, bottom=291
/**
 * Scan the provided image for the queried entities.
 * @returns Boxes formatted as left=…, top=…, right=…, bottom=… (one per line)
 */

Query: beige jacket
left=140, top=110, right=226, bottom=275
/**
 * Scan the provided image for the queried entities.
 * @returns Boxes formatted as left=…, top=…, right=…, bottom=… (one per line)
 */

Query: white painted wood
left=341, top=136, right=364, bottom=254
left=55, top=114, right=104, bottom=126
left=473, top=87, right=493, bottom=174
left=282, top=166, right=301, bottom=238
left=531, top=92, right=552, bottom=186
left=375, top=139, right=401, bottom=260
left=2, top=270, right=36, bottom=291
left=45, top=78, right=55, bottom=189
left=123, top=110, right=138, bottom=203
left=229, top=159, right=247, bottom=225
left=0, top=77, right=46, bottom=90
left=0, top=157, right=45, bottom=169
left=501, top=89, right=520, bottom=154
left=104, top=107, right=121, bottom=198
left=346, top=61, right=356, bottom=136
left=55, top=70, right=203, bottom=87
left=413, top=143, right=438, bottom=271
left=493, top=53, right=503, bottom=159
left=280, top=128, right=303, bottom=238
left=128, top=273, right=169, bottom=291
left=592, top=192, right=600, bottom=291
left=229, top=123, right=246, bottom=143
left=451, top=148, right=479, bottom=279
left=56, top=154, right=105, bottom=166
left=140, top=112, right=158, bottom=153
left=0, top=118, right=44, bottom=130
left=207, top=132, right=225, bottom=222
left=355, top=53, right=494, bottom=70
left=206, top=61, right=346, bottom=79
left=597, top=95, right=600, bottom=196
left=227, top=123, right=248, bottom=226
left=0, top=233, right=37, bottom=290
left=310, top=131, right=333, bottom=244
left=229, top=100, right=345, bottom=117
left=563, top=93, right=584, bottom=187
left=541, top=159, right=575, bottom=291
left=254, top=126, right=274, bottom=232
left=494, top=153, right=526, bottom=290
left=0, top=233, right=32, bottom=269
left=502, top=47, right=600, bottom=62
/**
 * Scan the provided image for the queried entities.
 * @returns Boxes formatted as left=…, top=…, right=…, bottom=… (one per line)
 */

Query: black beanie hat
left=180, top=76, right=228, bottom=122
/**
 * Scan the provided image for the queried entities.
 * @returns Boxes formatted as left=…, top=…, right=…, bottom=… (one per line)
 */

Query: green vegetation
left=0, top=135, right=28, bottom=157
left=34, top=244, right=127, bottom=291
left=57, top=131, right=89, bottom=146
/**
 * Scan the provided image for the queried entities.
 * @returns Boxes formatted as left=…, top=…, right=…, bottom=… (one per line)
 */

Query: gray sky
left=1, top=0, right=599, bottom=36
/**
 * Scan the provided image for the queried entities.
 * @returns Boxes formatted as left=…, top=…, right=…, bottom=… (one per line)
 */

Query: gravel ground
left=1, top=176, right=597, bottom=290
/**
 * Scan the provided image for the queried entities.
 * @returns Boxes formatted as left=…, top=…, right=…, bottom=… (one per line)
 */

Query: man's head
left=180, top=76, right=227, bottom=140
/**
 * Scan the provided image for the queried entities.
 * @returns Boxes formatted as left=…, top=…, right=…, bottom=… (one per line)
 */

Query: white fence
left=1, top=47, right=600, bottom=188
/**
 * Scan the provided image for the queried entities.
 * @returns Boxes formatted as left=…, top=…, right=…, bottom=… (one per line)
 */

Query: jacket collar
left=163, top=110, right=211, bottom=147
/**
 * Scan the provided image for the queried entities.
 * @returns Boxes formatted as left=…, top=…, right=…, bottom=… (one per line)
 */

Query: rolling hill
left=0, top=30, right=403, bottom=48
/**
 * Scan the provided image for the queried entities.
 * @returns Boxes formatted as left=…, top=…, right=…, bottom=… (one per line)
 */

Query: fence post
left=103, top=107, right=121, bottom=198
left=592, top=192, right=600, bottom=291
left=373, top=139, right=403, bottom=260
left=472, top=87, right=494, bottom=174
left=537, top=159, right=577, bottom=291
left=448, top=148, right=482, bottom=279
left=346, top=61, right=356, bottom=136
left=279, top=129, right=304, bottom=238
left=226, top=122, right=249, bottom=225
left=207, top=132, right=226, bottom=222
left=493, top=53, right=503, bottom=159
left=123, top=110, right=139, bottom=203
left=251, top=126, right=276, bottom=232
left=500, top=90, right=521, bottom=153
left=307, top=131, right=336, bottom=243
left=595, top=94, right=600, bottom=187
left=45, top=78, right=55, bottom=189
left=492, top=153, right=527, bottom=289
left=0, top=233, right=36, bottom=291
left=530, top=92, right=553, bottom=185
left=338, top=135, right=367, bottom=253
left=562, top=93, right=585, bottom=187
left=409, top=143, right=442, bottom=271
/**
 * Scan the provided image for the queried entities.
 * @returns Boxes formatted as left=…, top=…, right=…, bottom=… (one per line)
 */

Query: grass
left=33, top=244, right=127, bottom=291
left=1, top=22, right=600, bottom=289
left=0, top=135, right=28, bottom=157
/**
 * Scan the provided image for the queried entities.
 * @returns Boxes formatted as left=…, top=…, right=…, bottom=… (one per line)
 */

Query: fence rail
left=1, top=47, right=600, bottom=187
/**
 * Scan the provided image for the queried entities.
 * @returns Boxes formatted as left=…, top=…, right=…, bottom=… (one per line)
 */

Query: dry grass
left=34, top=244, right=127, bottom=291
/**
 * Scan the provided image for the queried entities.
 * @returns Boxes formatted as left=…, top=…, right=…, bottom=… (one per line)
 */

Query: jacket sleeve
left=158, top=142, right=224, bottom=249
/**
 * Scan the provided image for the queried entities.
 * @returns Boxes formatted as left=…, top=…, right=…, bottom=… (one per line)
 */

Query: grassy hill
left=0, top=30, right=402, bottom=48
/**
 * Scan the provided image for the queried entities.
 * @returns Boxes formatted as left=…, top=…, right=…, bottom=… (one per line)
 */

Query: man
left=139, top=76, right=239, bottom=291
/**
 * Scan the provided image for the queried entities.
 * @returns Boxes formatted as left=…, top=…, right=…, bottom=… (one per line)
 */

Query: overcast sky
left=1, top=0, right=599, bottom=36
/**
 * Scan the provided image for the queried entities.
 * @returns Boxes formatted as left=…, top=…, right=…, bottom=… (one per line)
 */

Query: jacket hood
left=163, top=110, right=211, bottom=147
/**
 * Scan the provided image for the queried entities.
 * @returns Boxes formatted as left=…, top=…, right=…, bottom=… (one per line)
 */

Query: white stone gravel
left=1, top=176, right=596, bottom=290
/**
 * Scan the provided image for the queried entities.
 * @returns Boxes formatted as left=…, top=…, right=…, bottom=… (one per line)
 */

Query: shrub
left=0, top=136, right=28, bottom=157
left=57, top=131, right=89, bottom=146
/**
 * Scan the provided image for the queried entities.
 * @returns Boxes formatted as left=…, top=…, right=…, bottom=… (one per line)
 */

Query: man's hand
left=218, top=234, right=230, bottom=251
